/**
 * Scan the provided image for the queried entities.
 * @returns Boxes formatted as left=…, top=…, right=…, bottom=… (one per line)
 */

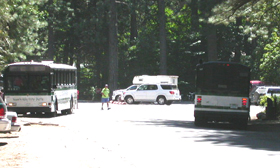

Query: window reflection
left=7, top=75, right=49, bottom=91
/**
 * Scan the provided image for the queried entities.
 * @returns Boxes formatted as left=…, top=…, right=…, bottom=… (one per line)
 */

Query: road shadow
left=131, top=119, right=280, bottom=152
left=78, top=100, right=194, bottom=105
left=0, top=135, right=19, bottom=139
left=0, top=142, right=8, bottom=146
left=18, top=112, right=72, bottom=119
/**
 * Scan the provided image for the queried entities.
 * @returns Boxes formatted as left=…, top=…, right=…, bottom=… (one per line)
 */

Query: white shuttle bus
left=3, top=61, right=78, bottom=117
left=194, top=61, right=250, bottom=128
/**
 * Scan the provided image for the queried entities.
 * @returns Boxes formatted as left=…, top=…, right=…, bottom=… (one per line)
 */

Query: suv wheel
left=115, top=95, right=120, bottom=101
left=157, top=96, right=166, bottom=105
left=125, top=96, right=134, bottom=104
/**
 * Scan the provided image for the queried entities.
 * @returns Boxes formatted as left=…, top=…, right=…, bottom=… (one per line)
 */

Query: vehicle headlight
left=8, top=102, right=16, bottom=107
left=41, top=102, right=48, bottom=106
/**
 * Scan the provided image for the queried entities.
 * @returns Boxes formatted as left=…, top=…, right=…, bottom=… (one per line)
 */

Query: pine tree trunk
left=108, top=0, right=118, bottom=92
left=158, top=0, right=167, bottom=75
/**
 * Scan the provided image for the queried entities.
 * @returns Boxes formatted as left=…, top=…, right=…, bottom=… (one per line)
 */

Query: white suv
left=123, top=84, right=181, bottom=105
left=112, top=85, right=139, bottom=101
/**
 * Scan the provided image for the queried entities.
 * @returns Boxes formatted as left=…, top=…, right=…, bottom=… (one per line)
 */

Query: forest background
left=0, top=0, right=279, bottom=100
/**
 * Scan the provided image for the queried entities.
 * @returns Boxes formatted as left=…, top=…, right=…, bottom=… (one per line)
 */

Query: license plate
left=230, top=104, right=237, bottom=109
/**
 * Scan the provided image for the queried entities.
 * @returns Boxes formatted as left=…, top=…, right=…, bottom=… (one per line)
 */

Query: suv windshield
left=127, top=85, right=138, bottom=90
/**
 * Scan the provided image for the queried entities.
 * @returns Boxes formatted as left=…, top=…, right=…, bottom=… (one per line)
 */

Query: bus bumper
left=7, top=107, right=52, bottom=114
left=194, top=110, right=249, bottom=121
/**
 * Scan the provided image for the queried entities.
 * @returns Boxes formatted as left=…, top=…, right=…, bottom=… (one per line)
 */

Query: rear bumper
left=11, top=123, right=21, bottom=132
left=194, top=109, right=249, bottom=121
left=0, top=119, right=11, bottom=133
left=7, top=107, right=52, bottom=114
left=167, top=95, right=181, bottom=101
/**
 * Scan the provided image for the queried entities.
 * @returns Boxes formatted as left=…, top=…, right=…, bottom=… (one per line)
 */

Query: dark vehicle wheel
left=115, top=95, right=120, bottom=101
left=61, top=110, right=67, bottom=115
left=194, top=117, right=206, bottom=126
left=125, top=96, right=134, bottom=104
left=157, top=96, right=166, bottom=105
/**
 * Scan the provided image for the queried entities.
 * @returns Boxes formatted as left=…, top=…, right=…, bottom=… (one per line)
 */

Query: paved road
left=4, top=102, right=280, bottom=168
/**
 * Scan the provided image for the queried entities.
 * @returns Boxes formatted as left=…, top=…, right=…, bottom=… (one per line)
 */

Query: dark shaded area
left=17, top=112, right=73, bottom=119
left=0, top=142, right=8, bottom=146
left=131, top=119, right=280, bottom=152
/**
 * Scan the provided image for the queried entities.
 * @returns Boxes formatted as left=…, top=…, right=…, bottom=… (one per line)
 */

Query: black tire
left=157, top=96, right=166, bottom=105
left=125, top=96, right=134, bottom=104
left=115, top=95, right=120, bottom=101
left=194, top=117, right=206, bottom=126
left=61, top=110, right=67, bottom=115
left=67, top=98, right=74, bottom=114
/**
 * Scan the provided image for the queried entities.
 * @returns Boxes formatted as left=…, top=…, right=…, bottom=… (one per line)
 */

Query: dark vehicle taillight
left=0, top=107, right=5, bottom=119
left=197, top=96, right=202, bottom=105
left=242, top=98, right=248, bottom=106
left=169, top=91, right=175, bottom=94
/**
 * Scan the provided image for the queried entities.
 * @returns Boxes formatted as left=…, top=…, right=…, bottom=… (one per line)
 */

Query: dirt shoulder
left=0, top=123, right=65, bottom=168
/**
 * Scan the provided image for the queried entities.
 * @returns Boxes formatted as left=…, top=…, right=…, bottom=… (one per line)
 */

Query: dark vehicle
left=194, top=61, right=250, bottom=128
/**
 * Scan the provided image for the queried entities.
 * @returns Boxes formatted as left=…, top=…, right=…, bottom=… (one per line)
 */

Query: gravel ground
left=0, top=124, right=64, bottom=168
left=0, top=120, right=137, bottom=168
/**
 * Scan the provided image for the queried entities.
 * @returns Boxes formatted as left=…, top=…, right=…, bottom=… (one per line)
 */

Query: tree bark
left=108, top=0, right=118, bottom=92
left=233, top=17, right=242, bottom=62
left=130, top=0, right=138, bottom=42
left=48, top=0, right=54, bottom=61
left=207, top=25, right=218, bottom=61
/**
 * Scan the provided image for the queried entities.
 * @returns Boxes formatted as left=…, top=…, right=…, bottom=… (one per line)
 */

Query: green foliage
left=210, top=0, right=280, bottom=40
left=259, top=95, right=269, bottom=107
left=2, top=0, right=280, bottom=95
left=209, top=0, right=280, bottom=83
left=0, top=0, right=47, bottom=65
left=260, top=30, right=280, bottom=85
left=259, top=95, right=280, bottom=115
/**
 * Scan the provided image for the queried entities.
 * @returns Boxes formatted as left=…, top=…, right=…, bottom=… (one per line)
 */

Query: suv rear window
left=161, top=85, right=177, bottom=90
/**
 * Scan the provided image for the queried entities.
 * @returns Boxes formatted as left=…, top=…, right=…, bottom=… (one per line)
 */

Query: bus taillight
left=242, top=98, right=248, bottom=106
left=197, top=96, right=202, bottom=104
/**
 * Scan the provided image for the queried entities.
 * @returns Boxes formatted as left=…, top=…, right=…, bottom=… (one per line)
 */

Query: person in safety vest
left=101, top=84, right=110, bottom=110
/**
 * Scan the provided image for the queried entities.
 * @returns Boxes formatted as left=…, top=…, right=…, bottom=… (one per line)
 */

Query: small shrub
left=259, top=95, right=269, bottom=107
left=259, top=95, right=280, bottom=117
